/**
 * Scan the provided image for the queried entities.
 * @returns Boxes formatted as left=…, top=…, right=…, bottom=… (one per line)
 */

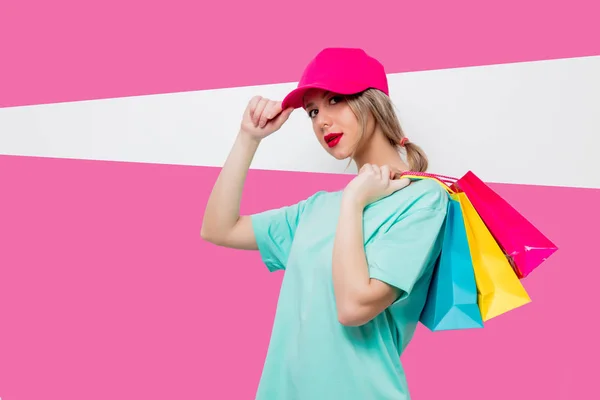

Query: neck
left=352, top=129, right=410, bottom=175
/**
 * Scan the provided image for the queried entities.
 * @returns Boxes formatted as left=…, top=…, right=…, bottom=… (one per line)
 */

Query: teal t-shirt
left=250, top=178, right=449, bottom=399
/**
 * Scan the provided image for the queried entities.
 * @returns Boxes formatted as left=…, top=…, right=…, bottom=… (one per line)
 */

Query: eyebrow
left=304, top=91, right=330, bottom=109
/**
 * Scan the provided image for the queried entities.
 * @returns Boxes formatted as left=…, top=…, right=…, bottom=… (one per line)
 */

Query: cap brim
left=281, top=82, right=366, bottom=110
left=281, top=83, right=329, bottom=110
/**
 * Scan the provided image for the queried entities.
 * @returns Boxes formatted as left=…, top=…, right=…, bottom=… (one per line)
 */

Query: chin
left=320, top=136, right=354, bottom=160
left=326, top=146, right=352, bottom=160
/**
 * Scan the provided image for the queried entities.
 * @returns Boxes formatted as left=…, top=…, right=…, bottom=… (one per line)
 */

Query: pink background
left=1, top=1, right=599, bottom=399
left=1, top=0, right=599, bottom=108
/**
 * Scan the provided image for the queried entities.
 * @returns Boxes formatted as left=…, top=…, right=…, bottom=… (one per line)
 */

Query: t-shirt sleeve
left=365, top=203, right=448, bottom=303
left=250, top=193, right=318, bottom=272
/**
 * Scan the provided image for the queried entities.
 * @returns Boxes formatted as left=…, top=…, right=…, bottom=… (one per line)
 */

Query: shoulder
left=390, top=178, right=449, bottom=214
left=410, top=178, right=449, bottom=209
left=252, top=189, right=332, bottom=221
left=296, top=189, right=333, bottom=211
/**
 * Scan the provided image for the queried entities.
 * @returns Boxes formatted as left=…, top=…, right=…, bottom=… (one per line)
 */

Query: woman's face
left=303, top=89, right=372, bottom=160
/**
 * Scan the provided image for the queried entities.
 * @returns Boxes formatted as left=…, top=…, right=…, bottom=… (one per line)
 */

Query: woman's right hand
left=201, top=96, right=295, bottom=250
left=240, top=96, right=295, bottom=140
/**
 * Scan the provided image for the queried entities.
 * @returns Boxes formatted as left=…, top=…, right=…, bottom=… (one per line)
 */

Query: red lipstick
left=324, top=132, right=343, bottom=148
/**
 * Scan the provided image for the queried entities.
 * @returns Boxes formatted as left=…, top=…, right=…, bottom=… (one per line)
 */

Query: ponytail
left=403, top=140, right=428, bottom=172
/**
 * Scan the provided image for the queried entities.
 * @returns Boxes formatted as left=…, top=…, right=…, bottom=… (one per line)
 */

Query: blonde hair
left=343, top=88, right=428, bottom=173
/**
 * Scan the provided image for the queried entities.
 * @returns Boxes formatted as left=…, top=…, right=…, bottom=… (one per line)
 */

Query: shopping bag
left=456, top=190, right=531, bottom=320
left=420, top=195, right=484, bottom=331
left=403, top=172, right=532, bottom=321
left=401, top=174, right=483, bottom=331
left=454, top=171, right=558, bottom=278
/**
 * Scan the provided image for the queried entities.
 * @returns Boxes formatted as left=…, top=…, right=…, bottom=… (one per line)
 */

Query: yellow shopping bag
left=455, top=191, right=531, bottom=321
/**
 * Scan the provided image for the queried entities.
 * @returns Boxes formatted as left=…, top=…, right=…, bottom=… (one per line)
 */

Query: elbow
left=336, top=302, right=369, bottom=327
left=338, top=314, right=361, bottom=327
left=200, top=225, right=219, bottom=244
left=200, top=224, right=210, bottom=241
left=200, top=214, right=211, bottom=240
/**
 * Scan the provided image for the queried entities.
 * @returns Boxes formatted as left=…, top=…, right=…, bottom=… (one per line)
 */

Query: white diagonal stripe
left=1, top=56, right=599, bottom=188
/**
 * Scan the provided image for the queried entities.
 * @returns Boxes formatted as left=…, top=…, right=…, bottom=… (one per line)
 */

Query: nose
left=315, top=110, right=332, bottom=133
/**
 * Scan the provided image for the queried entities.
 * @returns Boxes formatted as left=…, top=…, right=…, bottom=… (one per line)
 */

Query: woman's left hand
left=343, top=164, right=411, bottom=208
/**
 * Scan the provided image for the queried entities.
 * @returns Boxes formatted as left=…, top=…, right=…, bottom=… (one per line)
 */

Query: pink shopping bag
left=399, top=170, right=558, bottom=278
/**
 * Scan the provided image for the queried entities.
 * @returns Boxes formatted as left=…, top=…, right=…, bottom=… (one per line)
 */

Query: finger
left=267, top=101, right=283, bottom=120
left=372, top=164, right=381, bottom=178
left=390, top=177, right=411, bottom=191
left=255, top=98, right=270, bottom=127
left=271, top=105, right=294, bottom=126
left=253, top=98, right=269, bottom=127
left=360, top=163, right=373, bottom=174
left=247, top=96, right=262, bottom=120
left=380, top=165, right=390, bottom=184
left=260, top=100, right=278, bottom=128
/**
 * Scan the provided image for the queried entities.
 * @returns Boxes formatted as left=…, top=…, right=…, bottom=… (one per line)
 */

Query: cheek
left=340, top=109, right=360, bottom=139
left=312, top=122, right=321, bottom=139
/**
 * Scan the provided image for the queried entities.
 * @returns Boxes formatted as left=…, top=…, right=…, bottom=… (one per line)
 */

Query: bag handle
left=397, top=171, right=458, bottom=195
left=399, top=170, right=457, bottom=184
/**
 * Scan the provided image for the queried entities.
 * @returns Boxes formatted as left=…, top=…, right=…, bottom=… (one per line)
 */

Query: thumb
left=389, top=177, right=411, bottom=192
left=272, top=106, right=294, bottom=126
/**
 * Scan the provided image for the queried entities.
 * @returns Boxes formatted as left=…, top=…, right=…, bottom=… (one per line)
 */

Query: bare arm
left=200, top=131, right=261, bottom=249
left=200, top=96, right=294, bottom=249
left=332, top=164, right=410, bottom=326
left=332, top=194, right=400, bottom=326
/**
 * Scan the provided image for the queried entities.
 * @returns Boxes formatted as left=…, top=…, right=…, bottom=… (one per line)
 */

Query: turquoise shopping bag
left=419, top=195, right=484, bottom=332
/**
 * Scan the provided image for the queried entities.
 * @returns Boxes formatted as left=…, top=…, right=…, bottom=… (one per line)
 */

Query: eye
left=330, top=95, right=343, bottom=104
left=308, top=109, right=318, bottom=118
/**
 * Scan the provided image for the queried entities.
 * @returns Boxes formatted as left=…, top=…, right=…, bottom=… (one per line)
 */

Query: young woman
left=201, top=48, right=448, bottom=399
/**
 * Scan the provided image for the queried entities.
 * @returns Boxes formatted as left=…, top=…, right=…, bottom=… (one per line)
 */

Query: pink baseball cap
left=281, top=47, right=390, bottom=110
